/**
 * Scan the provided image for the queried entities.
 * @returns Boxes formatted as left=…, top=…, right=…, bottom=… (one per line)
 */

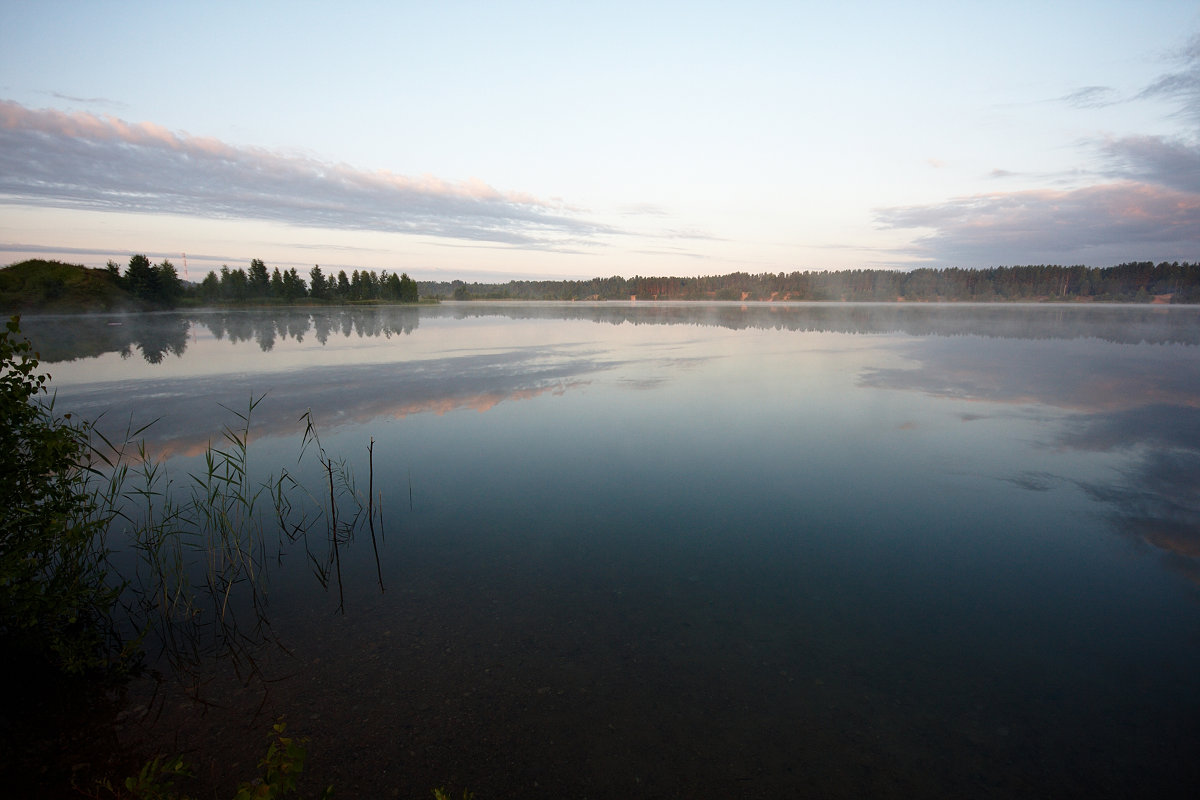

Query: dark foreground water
left=18, top=303, right=1200, bottom=798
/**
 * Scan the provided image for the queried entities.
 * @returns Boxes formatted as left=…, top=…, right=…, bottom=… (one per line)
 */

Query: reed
left=95, top=398, right=392, bottom=687
left=4, top=313, right=392, bottom=692
left=297, top=409, right=386, bottom=614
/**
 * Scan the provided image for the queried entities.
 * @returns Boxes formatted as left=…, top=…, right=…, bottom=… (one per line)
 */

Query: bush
left=0, top=316, right=123, bottom=674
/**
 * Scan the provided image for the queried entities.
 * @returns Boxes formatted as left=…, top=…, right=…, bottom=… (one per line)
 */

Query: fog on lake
left=24, top=302, right=1200, bottom=798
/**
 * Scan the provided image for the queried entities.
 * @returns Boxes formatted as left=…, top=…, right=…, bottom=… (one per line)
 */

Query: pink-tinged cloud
left=879, top=41, right=1200, bottom=269
left=875, top=181, right=1200, bottom=266
left=1102, top=135, right=1200, bottom=194
left=0, top=100, right=616, bottom=249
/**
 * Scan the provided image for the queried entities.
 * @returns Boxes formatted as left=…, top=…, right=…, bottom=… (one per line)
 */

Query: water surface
left=25, top=302, right=1200, bottom=798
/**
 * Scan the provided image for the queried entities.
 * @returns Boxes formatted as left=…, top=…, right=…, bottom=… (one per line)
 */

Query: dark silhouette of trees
left=281, top=268, right=307, bottom=301
left=310, top=266, right=328, bottom=300
left=190, top=260, right=419, bottom=305
left=155, top=259, right=183, bottom=307
left=398, top=272, right=418, bottom=303
left=248, top=258, right=270, bottom=298
left=131, top=253, right=1200, bottom=308
left=124, top=254, right=157, bottom=300
left=105, top=260, right=123, bottom=287
left=220, top=266, right=248, bottom=301
left=418, top=262, right=1200, bottom=304
left=121, top=254, right=183, bottom=307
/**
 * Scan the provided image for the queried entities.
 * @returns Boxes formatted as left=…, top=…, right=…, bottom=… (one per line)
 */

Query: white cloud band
left=0, top=100, right=615, bottom=249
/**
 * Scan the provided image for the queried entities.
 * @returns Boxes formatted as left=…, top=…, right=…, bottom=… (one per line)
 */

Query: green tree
left=1, top=317, right=121, bottom=674
left=199, top=271, right=220, bottom=301
left=309, top=266, right=328, bottom=300
left=248, top=258, right=271, bottom=297
left=125, top=254, right=158, bottom=302
left=155, top=259, right=183, bottom=307
left=221, top=267, right=249, bottom=301
left=398, top=272, right=418, bottom=303
left=281, top=267, right=307, bottom=301
left=382, top=272, right=402, bottom=300
left=105, top=259, right=124, bottom=288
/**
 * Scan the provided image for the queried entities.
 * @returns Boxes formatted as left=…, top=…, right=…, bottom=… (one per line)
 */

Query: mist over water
left=25, top=302, right=1200, bottom=798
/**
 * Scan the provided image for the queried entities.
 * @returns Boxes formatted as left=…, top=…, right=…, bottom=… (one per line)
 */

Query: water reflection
left=28, top=307, right=1200, bottom=559
left=16, top=306, right=423, bottom=364
left=19, top=303, right=1200, bottom=366
left=1067, top=408, right=1200, bottom=584
left=19, top=312, right=191, bottom=363
left=859, top=334, right=1200, bottom=587
left=198, top=306, right=420, bottom=350
left=20, top=302, right=1200, bottom=798
left=60, top=344, right=620, bottom=460
left=442, top=301, right=1200, bottom=345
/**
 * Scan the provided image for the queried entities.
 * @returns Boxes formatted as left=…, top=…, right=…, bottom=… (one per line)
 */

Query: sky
left=1, top=0, right=1199, bottom=282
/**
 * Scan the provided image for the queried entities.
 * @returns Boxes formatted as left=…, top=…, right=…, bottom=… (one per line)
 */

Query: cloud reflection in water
left=29, top=303, right=1200, bottom=585
left=61, top=346, right=620, bottom=460
left=860, top=332, right=1200, bottom=585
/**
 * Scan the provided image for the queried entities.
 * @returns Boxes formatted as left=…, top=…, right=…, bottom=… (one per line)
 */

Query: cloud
left=875, top=181, right=1200, bottom=265
left=1057, top=36, right=1199, bottom=121
left=1059, top=85, right=1119, bottom=109
left=0, top=241, right=257, bottom=265
left=0, top=242, right=131, bottom=256
left=1136, top=33, right=1200, bottom=125
left=631, top=247, right=711, bottom=260
left=880, top=110, right=1200, bottom=266
left=618, top=203, right=669, bottom=217
left=45, top=91, right=127, bottom=109
left=1102, top=134, right=1200, bottom=194
left=876, top=34, right=1200, bottom=267
left=0, top=100, right=617, bottom=250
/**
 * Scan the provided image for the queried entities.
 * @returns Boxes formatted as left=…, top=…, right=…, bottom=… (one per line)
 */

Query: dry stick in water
left=367, top=438, right=384, bottom=592
left=327, top=459, right=344, bottom=614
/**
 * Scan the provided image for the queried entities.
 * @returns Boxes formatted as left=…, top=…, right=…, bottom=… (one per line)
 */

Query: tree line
left=197, top=259, right=419, bottom=304
left=10, top=256, right=1200, bottom=310
left=105, top=254, right=184, bottom=306
left=106, top=255, right=420, bottom=306
left=421, top=261, right=1200, bottom=303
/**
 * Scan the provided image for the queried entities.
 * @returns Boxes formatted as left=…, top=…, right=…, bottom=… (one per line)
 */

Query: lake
left=20, top=302, right=1200, bottom=798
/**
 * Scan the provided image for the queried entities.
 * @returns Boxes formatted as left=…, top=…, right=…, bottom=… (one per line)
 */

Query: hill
left=0, top=259, right=135, bottom=313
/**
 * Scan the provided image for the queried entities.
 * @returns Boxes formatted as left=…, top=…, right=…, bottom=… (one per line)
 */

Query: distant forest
left=421, top=261, right=1200, bottom=303
left=4, top=258, right=1200, bottom=314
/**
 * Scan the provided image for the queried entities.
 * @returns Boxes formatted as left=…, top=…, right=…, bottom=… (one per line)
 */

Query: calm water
left=23, top=303, right=1200, bottom=798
